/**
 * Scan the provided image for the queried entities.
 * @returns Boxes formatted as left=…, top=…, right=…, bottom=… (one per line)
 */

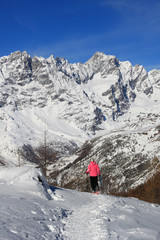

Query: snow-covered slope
left=0, top=51, right=159, bottom=194
left=0, top=51, right=159, bottom=163
left=55, top=117, right=160, bottom=194
left=0, top=166, right=160, bottom=240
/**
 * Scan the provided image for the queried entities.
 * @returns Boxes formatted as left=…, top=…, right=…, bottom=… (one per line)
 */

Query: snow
left=0, top=50, right=160, bottom=168
left=0, top=104, right=90, bottom=165
left=0, top=166, right=160, bottom=240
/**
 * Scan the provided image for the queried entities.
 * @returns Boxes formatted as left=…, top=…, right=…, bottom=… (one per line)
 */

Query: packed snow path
left=60, top=190, right=160, bottom=240
left=61, top=191, right=116, bottom=239
left=0, top=167, right=160, bottom=240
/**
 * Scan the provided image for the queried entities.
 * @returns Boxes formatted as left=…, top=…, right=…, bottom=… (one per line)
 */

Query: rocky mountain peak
left=0, top=50, right=159, bottom=166
left=89, top=51, right=116, bottom=61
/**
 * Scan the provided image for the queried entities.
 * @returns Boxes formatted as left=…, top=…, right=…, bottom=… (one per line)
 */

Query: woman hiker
left=86, top=158, right=101, bottom=193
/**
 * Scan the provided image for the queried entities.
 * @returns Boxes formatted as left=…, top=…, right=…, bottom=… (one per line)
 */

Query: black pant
left=90, top=176, right=99, bottom=192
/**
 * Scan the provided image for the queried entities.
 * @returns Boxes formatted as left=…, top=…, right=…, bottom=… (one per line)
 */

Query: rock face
left=0, top=51, right=156, bottom=121
left=0, top=51, right=159, bottom=193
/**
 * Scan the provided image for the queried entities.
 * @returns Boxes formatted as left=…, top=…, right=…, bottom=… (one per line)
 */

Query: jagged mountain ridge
left=0, top=50, right=159, bottom=177
left=0, top=51, right=158, bottom=119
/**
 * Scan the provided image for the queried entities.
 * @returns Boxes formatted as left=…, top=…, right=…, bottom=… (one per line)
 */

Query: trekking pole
left=99, top=175, right=102, bottom=186
left=86, top=173, right=89, bottom=192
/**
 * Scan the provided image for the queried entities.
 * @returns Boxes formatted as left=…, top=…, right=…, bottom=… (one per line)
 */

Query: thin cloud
left=100, top=0, right=130, bottom=9
left=100, top=0, right=160, bottom=28
left=29, top=29, right=138, bottom=64
left=30, top=34, right=103, bottom=61
left=29, top=30, right=120, bottom=57
left=15, top=16, right=38, bottom=34
left=99, top=0, right=139, bottom=12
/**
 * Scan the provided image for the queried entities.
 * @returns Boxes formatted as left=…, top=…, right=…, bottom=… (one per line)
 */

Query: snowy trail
left=62, top=193, right=115, bottom=240
left=56, top=188, right=160, bottom=240
left=1, top=166, right=160, bottom=240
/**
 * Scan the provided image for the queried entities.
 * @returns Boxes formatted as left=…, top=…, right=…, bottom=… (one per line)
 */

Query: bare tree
left=36, top=129, right=58, bottom=178
left=20, top=129, right=58, bottom=180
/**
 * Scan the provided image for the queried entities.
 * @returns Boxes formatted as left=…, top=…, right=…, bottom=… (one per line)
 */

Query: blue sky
left=0, top=0, right=160, bottom=71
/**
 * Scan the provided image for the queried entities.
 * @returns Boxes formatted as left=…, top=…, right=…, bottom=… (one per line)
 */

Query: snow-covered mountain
left=0, top=51, right=159, bottom=194
left=0, top=166, right=160, bottom=240
left=55, top=116, right=160, bottom=194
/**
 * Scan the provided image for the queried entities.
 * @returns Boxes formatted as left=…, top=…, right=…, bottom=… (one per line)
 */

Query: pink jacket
left=86, top=161, right=101, bottom=177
